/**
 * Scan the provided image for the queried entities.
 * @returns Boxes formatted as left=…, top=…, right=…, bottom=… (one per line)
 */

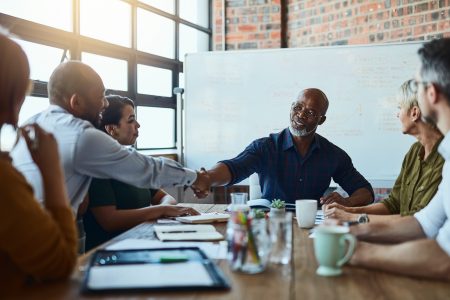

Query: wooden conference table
left=15, top=204, right=450, bottom=299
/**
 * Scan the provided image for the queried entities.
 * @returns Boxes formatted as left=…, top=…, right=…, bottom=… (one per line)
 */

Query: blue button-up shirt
left=220, top=128, right=373, bottom=204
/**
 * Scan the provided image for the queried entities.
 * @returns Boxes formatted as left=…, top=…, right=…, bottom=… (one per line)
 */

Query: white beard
left=289, top=123, right=318, bottom=137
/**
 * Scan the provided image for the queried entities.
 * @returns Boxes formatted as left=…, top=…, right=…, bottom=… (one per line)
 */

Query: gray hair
left=418, top=38, right=450, bottom=103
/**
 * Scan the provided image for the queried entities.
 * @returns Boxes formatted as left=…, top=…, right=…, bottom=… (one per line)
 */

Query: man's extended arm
left=351, top=215, right=425, bottom=244
left=350, top=239, right=450, bottom=281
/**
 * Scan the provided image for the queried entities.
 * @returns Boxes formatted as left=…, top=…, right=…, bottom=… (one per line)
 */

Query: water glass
left=229, top=192, right=249, bottom=212
left=269, top=212, right=293, bottom=265
left=227, top=211, right=270, bottom=274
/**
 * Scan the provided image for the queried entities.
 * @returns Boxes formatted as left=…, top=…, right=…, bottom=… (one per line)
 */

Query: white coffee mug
left=295, top=199, right=317, bottom=228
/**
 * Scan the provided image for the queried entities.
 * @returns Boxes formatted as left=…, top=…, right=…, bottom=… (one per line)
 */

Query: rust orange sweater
left=0, top=156, right=77, bottom=294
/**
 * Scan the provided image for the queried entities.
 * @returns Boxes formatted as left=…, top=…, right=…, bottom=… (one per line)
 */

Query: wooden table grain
left=11, top=204, right=450, bottom=299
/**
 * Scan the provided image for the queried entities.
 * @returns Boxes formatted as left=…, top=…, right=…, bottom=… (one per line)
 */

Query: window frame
left=0, top=0, right=212, bottom=151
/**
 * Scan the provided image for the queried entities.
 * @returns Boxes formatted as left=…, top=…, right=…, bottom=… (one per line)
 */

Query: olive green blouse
left=381, top=139, right=444, bottom=216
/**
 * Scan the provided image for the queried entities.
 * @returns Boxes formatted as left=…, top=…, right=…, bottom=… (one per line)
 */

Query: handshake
left=190, top=168, right=211, bottom=198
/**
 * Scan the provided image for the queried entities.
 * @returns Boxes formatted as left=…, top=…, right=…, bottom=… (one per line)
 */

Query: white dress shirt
left=415, top=132, right=450, bottom=255
left=11, top=105, right=197, bottom=214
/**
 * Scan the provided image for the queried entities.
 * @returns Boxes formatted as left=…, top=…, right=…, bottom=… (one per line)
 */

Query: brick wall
left=213, top=0, right=282, bottom=50
left=288, top=0, right=450, bottom=47
left=213, top=0, right=450, bottom=50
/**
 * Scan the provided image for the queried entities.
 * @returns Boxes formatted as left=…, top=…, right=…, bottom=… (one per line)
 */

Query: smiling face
left=289, top=91, right=327, bottom=137
left=110, top=104, right=140, bottom=146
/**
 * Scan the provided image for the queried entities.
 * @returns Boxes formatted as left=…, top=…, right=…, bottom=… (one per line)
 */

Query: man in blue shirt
left=196, top=88, right=373, bottom=206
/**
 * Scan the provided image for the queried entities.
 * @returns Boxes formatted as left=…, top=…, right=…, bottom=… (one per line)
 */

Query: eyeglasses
left=291, top=103, right=321, bottom=119
left=407, top=79, right=429, bottom=93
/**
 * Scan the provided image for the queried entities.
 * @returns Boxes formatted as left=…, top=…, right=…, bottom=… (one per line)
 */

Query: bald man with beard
left=11, top=61, right=210, bottom=215
left=195, top=88, right=373, bottom=206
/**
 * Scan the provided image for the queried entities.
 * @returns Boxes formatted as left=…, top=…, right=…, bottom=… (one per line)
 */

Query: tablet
left=82, top=247, right=230, bottom=294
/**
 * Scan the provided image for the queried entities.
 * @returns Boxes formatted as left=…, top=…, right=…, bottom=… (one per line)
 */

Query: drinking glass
left=269, top=212, right=293, bottom=264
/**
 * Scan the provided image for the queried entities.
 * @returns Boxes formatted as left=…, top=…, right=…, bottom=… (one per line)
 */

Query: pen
left=161, top=230, right=197, bottom=234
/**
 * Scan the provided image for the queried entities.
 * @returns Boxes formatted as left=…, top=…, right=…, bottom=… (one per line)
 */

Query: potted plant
left=270, top=199, right=286, bottom=216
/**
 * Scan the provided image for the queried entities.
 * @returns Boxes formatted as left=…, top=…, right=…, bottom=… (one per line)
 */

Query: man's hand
left=320, top=192, right=346, bottom=205
left=191, top=169, right=211, bottom=198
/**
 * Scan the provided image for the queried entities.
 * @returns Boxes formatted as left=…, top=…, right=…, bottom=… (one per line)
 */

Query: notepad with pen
left=154, top=225, right=224, bottom=241
left=82, top=247, right=230, bottom=293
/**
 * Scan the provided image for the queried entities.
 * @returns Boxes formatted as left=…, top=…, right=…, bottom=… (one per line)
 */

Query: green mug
left=313, top=226, right=356, bottom=276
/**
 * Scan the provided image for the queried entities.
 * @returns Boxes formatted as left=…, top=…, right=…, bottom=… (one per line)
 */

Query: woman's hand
left=20, top=124, right=61, bottom=177
left=160, top=205, right=200, bottom=217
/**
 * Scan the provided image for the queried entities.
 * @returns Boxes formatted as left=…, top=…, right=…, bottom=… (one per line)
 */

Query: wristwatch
left=357, top=213, right=369, bottom=224
left=343, top=213, right=369, bottom=227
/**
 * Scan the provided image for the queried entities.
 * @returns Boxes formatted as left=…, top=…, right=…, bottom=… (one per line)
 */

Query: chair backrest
left=249, top=173, right=262, bottom=200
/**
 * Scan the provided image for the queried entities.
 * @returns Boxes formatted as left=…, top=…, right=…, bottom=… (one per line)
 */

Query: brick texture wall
left=213, top=0, right=450, bottom=50
left=214, top=0, right=282, bottom=50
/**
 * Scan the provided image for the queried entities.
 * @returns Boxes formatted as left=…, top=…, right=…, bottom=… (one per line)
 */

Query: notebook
left=154, top=225, right=224, bottom=241
left=176, top=213, right=230, bottom=224
left=82, top=248, right=230, bottom=293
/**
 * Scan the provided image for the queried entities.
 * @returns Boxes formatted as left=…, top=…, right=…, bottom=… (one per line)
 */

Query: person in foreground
left=343, top=38, right=450, bottom=281
left=84, top=95, right=199, bottom=250
left=325, top=80, right=444, bottom=223
left=0, top=31, right=77, bottom=292
left=10, top=61, right=210, bottom=214
left=195, top=88, right=373, bottom=206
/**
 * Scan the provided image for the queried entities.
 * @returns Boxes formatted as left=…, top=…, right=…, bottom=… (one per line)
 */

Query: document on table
left=106, top=238, right=228, bottom=259
left=154, top=225, right=224, bottom=241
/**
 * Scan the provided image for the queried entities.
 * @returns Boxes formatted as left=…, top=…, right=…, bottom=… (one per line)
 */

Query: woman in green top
left=84, top=95, right=199, bottom=251
left=325, top=80, right=444, bottom=223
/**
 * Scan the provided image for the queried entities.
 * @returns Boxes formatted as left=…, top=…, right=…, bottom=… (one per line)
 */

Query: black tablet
left=82, top=247, right=230, bottom=294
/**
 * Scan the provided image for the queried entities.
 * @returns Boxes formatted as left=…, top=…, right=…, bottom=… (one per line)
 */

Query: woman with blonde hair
left=0, top=31, right=77, bottom=293
left=325, top=80, right=444, bottom=223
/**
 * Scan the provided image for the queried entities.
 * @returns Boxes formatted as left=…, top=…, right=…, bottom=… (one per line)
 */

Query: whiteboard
left=184, top=42, right=421, bottom=188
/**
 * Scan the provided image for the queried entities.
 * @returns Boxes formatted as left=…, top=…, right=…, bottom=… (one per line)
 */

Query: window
left=179, top=24, right=209, bottom=62
left=136, top=107, right=176, bottom=149
left=82, top=52, right=128, bottom=91
left=80, top=0, right=131, bottom=47
left=180, top=0, right=209, bottom=27
left=0, top=0, right=72, bottom=31
left=0, top=0, right=211, bottom=151
left=137, top=9, right=175, bottom=58
left=140, top=0, right=174, bottom=14
left=13, top=39, right=69, bottom=82
left=137, top=65, right=172, bottom=97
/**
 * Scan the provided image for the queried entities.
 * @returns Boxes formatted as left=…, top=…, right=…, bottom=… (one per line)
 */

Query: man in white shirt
left=342, top=38, right=450, bottom=281
left=11, top=61, right=210, bottom=214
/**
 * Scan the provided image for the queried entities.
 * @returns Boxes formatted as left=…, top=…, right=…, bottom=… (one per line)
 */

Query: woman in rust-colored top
left=0, top=30, right=77, bottom=294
